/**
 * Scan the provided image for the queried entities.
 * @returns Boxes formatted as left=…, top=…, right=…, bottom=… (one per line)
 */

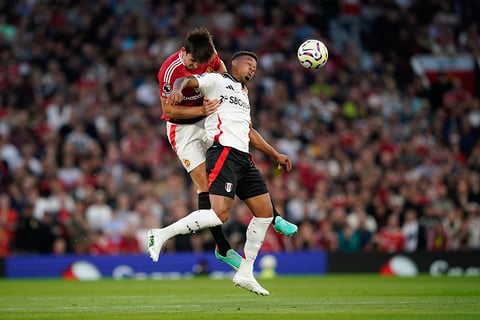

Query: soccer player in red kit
left=157, top=28, right=297, bottom=270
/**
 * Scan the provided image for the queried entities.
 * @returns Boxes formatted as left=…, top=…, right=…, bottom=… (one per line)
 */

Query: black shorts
left=206, top=143, right=268, bottom=200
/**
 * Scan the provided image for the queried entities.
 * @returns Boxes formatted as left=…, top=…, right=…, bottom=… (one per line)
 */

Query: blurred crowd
left=1, top=0, right=480, bottom=258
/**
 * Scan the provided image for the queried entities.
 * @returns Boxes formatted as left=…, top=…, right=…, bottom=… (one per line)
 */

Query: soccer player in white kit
left=158, top=28, right=297, bottom=271
left=148, top=51, right=283, bottom=296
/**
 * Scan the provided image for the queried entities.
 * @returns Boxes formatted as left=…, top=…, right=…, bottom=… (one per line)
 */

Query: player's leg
left=233, top=193, right=272, bottom=296
left=231, top=163, right=272, bottom=296
left=189, top=163, right=241, bottom=270
left=165, top=122, right=240, bottom=269
left=148, top=139, right=235, bottom=263
left=147, top=208, right=223, bottom=262
left=189, top=163, right=231, bottom=251
left=147, top=173, right=234, bottom=263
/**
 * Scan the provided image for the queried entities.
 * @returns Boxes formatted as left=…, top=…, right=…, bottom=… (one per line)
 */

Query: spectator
left=0, top=193, right=18, bottom=257
left=89, top=229, right=116, bottom=255
left=466, top=204, right=480, bottom=250
left=103, top=192, right=132, bottom=245
left=337, top=224, right=361, bottom=253
left=85, top=190, right=113, bottom=232
left=427, top=222, right=452, bottom=251
left=57, top=152, right=83, bottom=190
left=374, top=214, right=405, bottom=253
left=402, top=209, right=421, bottom=252
left=13, top=203, right=37, bottom=253
left=346, top=200, right=378, bottom=234
left=355, top=211, right=374, bottom=251
left=315, top=220, right=338, bottom=252
left=293, top=220, right=318, bottom=251
left=117, top=222, right=141, bottom=254
left=65, top=201, right=90, bottom=254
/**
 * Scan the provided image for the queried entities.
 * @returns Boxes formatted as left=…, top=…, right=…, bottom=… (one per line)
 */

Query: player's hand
left=167, top=90, right=183, bottom=105
left=274, top=153, right=292, bottom=172
left=202, top=98, right=220, bottom=116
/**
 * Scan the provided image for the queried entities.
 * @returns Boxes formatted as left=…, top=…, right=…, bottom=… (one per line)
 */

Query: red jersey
left=157, top=50, right=222, bottom=122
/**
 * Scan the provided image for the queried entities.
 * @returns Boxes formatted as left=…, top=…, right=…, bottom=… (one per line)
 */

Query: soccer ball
left=297, top=39, right=328, bottom=69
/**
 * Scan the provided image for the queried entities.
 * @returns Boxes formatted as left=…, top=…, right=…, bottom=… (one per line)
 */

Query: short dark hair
left=184, top=27, right=215, bottom=63
left=229, top=51, right=258, bottom=67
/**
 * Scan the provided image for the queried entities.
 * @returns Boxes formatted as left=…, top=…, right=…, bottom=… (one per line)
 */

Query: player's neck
left=227, top=72, right=245, bottom=86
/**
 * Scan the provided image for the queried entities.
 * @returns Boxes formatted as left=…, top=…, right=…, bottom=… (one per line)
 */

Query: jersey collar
left=224, top=72, right=245, bottom=88
left=224, top=72, right=238, bottom=82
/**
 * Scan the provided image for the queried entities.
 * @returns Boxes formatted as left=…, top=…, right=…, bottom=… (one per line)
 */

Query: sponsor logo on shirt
left=183, top=93, right=203, bottom=101
left=219, top=95, right=249, bottom=110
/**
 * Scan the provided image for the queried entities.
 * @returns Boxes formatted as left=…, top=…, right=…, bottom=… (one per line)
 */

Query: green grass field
left=1, top=275, right=479, bottom=319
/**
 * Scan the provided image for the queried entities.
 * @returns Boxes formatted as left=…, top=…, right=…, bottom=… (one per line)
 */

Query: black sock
left=198, top=192, right=231, bottom=256
left=198, top=192, right=211, bottom=210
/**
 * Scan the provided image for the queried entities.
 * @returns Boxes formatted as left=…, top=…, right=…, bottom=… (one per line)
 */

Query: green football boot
left=215, top=248, right=242, bottom=271
left=273, top=216, right=298, bottom=236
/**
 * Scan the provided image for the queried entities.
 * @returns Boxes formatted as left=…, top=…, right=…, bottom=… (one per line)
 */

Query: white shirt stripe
left=163, top=53, right=183, bottom=84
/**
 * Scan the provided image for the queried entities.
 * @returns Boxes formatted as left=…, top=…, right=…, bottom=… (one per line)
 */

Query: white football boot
left=233, top=272, right=270, bottom=296
left=147, top=229, right=166, bottom=262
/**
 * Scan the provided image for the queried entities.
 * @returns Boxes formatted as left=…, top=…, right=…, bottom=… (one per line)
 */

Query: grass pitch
left=0, top=275, right=479, bottom=319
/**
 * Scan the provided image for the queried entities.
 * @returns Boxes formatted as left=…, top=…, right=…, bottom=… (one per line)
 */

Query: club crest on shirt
left=225, top=182, right=232, bottom=193
left=205, top=66, right=213, bottom=73
left=184, top=159, right=190, bottom=167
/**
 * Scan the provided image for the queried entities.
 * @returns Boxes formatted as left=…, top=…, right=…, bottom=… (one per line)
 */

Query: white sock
left=160, top=209, right=222, bottom=239
left=240, top=216, right=273, bottom=274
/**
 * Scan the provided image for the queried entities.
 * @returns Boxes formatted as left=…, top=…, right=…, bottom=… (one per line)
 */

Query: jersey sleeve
left=194, top=73, right=220, bottom=97
left=157, top=52, right=184, bottom=99
left=158, top=68, right=175, bottom=99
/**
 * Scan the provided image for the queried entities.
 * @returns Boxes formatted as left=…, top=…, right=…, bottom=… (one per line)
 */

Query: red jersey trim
left=208, top=146, right=231, bottom=188
left=213, top=114, right=223, bottom=143
left=169, top=124, right=177, bottom=152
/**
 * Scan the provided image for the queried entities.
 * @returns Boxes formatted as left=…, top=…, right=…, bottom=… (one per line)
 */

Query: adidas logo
left=226, top=85, right=234, bottom=90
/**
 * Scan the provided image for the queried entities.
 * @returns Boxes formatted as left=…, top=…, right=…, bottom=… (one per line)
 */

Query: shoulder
left=158, top=51, right=185, bottom=82
left=194, top=72, right=224, bottom=91
left=196, top=72, right=223, bottom=80
left=210, top=51, right=222, bottom=70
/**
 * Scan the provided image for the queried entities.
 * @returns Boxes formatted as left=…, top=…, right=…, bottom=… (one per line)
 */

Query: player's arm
left=163, top=76, right=217, bottom=118
left=161, top=96, right=218, bottom=119
left=168, top=76, right=199, bottom=105
left=249, top=124, right=292, bottom=172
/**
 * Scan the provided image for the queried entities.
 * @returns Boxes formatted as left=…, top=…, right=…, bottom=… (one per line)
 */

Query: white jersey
left=194, top=72, right=251, bottom=153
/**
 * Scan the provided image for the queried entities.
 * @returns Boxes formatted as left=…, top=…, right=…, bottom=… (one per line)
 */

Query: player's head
left=229, top=51, right=258, bottom=84
left=182, top=27, right=215, bottom=70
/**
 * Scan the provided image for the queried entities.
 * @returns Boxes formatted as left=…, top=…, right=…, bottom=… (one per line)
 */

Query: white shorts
left=166, top=119, right=212, bottom=172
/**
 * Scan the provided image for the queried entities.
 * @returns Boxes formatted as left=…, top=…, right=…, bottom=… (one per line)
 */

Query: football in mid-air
left=297, top=39, right=328, bottom=69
